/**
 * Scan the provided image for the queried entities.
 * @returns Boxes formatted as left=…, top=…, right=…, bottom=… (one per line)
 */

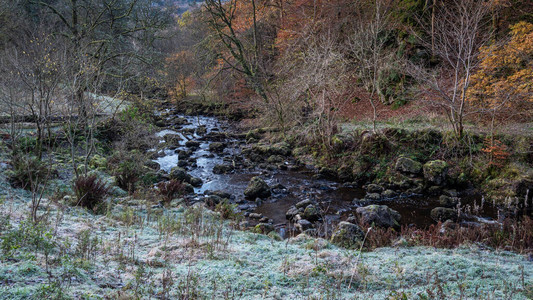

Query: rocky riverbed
left=149, top=108, right=518, bottom=239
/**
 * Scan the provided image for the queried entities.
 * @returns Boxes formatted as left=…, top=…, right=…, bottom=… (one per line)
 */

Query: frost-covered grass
left=0, top=185, right=532, bottom=299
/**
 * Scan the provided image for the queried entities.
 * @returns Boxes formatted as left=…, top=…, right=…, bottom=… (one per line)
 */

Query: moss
left=89, top=155, right=107, bottom=170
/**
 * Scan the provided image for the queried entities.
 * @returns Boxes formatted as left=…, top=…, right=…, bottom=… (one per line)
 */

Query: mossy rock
left=267, top=231, right=283, bottom=241
left=244, top=177, right=271, bottom=199
left=209, top=142, right=226, bottom=153
left=438, top=195, right=459, bottom=208
left=318, top=167, right=338, bottom=180
left=253, top=223, right=274, bottom=234
left=356, top=205, right=401, bottom=229
left=189, top=177, right=203, bottom=188
left=423, top=160, right=448, bottom=186
left=330, top=221, right=365, bottom=249
left=430, top=207, right=457, bottom=222
left=212, top=164, right=234, bottom=174
left=169, top=167, right=192, bottom=183
left=337, top=164, right=354, bottom=182
left=302, top=205, right=320, bottom=221
left=395, top=157, right=422, bottom=175
left=360, top=133, right=391, bottom=156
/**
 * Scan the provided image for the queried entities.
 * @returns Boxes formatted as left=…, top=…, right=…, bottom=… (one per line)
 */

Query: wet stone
left=356, top=205, right=401, bottom=229
left=365, top=193, right=381, bottom=201
left=213, top=164, right=234, bottom=174
left=249, top=213, right=263, bottom=219
left=244, top=177, right=271, bottom=199
left=185, top=140, right=201, bottom=149
left=366, top=184, right=384, bottom=193
left=295, top=199, right=313, bottom=209
left=209, top=142, right=227, bottom=153
left=286, top=206, right=300, bottom=220
left=431, top=207, right=458, bottom=222
left=296, top=219, right=313, bottom=232
left=439, top=195, right=459, bottom=208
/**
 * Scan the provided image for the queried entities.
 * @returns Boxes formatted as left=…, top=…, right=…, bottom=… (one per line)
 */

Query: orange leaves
left=468, top=21, right=533, bottom=109
left=481, top=138, right=510, bottom=167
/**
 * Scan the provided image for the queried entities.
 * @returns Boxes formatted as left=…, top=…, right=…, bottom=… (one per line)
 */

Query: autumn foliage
left=164, top=0, right=532, bottom=138
left=468, top=21, right=533, bottom=117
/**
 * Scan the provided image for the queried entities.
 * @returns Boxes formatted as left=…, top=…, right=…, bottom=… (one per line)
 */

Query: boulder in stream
left=430, top=207, right=458, bottom=222
left=189, top=177, right=203, bottom=188
left=169, top=167, right=192, bottom=182
left=212, top=164, right=234, bottom=174
left=244, top=177, right=271, bottom=199
left=356, top=205, right=401, bottom=229
left=285, top=206, right=301, bottom=220
left=438, top=195, right=459, bottom=208
left=366, top=184, right=384, bottom=193
left=209, top=142, right=227, bottom=153
left=296, top=219, right=313, bottom=232
left=185, top=140, right=201, bottom=149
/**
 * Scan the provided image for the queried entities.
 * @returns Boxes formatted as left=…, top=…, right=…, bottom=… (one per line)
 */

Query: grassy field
left=0, top=177, right=531, bottom=299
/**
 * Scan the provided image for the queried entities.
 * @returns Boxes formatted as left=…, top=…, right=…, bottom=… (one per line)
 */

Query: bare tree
left=204, top=0, right=269, bottom=102
left=32, top=0, right=170, bottom=122
left=409, top=0, right=491, bottom=139
left=347, top=0, right=398, bottom=133
left=4, top=32, right=66, bottom=159
left=267, top=31, right=351, bottom=148
left=0, top=53, right=25, bottom=154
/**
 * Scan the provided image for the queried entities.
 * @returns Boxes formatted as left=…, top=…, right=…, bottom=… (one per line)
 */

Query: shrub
left=115, top=160, right=140, bottom=194
left=73, top=175, right=109, bottom=212
left=9, top=156, right=49, bottom=189
left=108, top=150, right=146, bottom=194
left=157, top=179, right=185, bottom=204
left=15, top=136, right=39, bottom=153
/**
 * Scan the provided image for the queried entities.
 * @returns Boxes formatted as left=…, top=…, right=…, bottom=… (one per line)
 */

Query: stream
left=150, top=111, right=507, bottom=237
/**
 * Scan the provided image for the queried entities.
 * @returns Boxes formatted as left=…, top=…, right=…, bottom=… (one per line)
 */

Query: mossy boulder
left=302, top=205, right=321, bottom=221
left=189, top=177, right=203, bottom=188
left=182, top=183, right=194, bottom=194
left=270, top=142, right=292, bottom=156
left=513, top=177, right=533, bottom=202
left=267, top=155, right=284, bottom=164
left=285, top=206, right=301, bottom=220
left=366, top=184, right=384, bottom=193
left=360, top=133, right=391, bottom=155
left=395, top=157, right=422, bottom=175
left=185, top=140, right=201, bottom=149
left=423, top=160, right=448, bottom=186
left=212, top=164, right=234, bottom=174
left=318, top=167, right=337, bottom=180
left=253, top=223, right=274, bottom=234
left=244, top=177, right=271, bottom=199
left=438, top=195, right=459, bottom=208
left=356, top=205, right=401, bottom=229
left=430, top=207, right=457, bottom=222
left=169, top=167, right=192, bottom=183
left=337, top=164, right=354, bottom=182
left=209, top=142, right=226, bottom=153
left=330, top=222, right=365, bottom=249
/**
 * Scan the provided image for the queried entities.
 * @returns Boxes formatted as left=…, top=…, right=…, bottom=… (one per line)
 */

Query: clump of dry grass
left=359, top=216, right=533, bottom=253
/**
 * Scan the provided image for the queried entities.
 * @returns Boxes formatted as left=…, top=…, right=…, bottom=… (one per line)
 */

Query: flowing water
left=151, top=112, right=528, bottom=236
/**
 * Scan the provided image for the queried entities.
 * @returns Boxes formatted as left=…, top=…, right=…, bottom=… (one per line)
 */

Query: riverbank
left=0, top=190, right=532, bottom=299
left=0, top=98, right=532, bottom=299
